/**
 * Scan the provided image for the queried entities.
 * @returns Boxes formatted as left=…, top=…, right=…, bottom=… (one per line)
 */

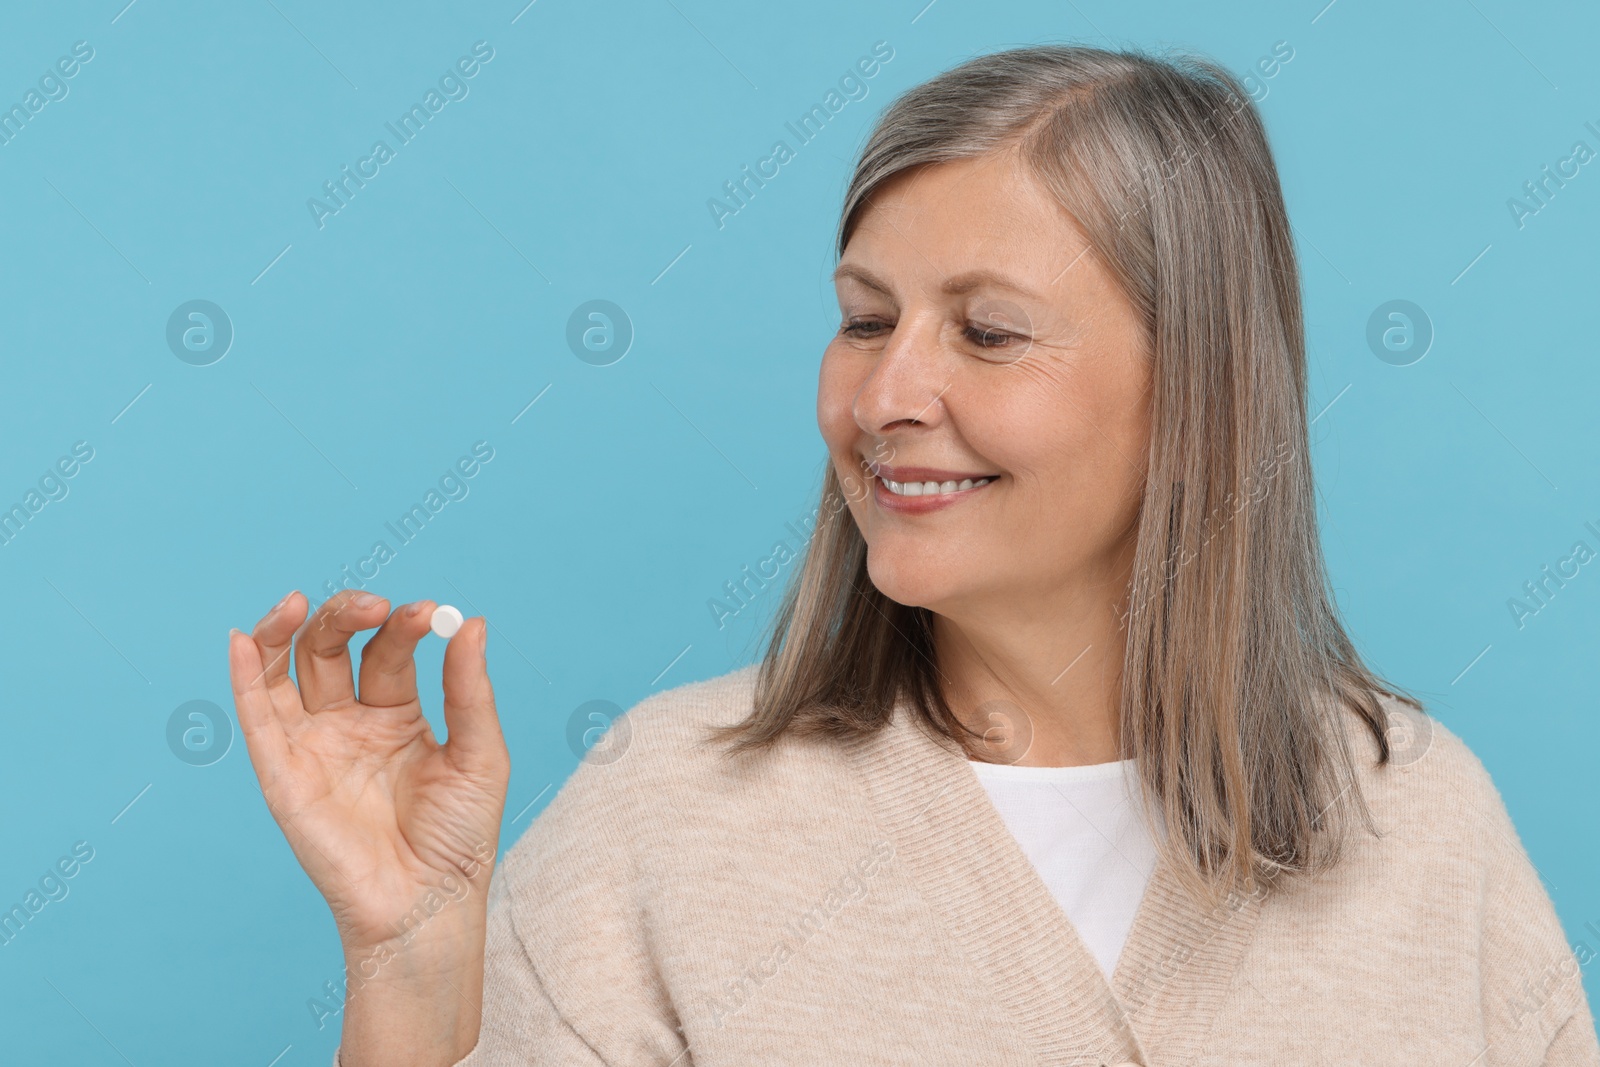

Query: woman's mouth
left=868, top=463, right=1000, bottom=512
left=879, top=475, right=995, bottom=496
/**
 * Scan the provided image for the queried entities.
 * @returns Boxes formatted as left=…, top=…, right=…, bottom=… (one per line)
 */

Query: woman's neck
left=932, top=581, right=1128, bottom=769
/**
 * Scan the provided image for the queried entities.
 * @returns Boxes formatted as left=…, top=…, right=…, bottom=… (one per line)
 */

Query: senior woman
left=227, top=44, right=1598, bottom=1067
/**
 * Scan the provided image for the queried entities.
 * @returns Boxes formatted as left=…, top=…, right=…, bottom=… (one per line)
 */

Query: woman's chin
left=865, top=552, right=971, bottom=611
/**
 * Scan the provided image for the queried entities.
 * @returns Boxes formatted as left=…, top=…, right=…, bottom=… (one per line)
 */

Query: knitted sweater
left=333, top=663, right=1599, bottom=1066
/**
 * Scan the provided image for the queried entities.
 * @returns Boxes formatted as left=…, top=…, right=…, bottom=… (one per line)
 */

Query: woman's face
left=818, top=149, right=1152, bottom=619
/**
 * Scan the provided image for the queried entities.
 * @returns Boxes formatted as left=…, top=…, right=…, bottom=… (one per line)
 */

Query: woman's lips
left=870, top=466, right=1000, bottom=514
left=869, top=462, right=998, bottom=484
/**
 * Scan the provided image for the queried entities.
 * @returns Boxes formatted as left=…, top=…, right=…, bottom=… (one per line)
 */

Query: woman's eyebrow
left=832, top=263, right=893, bottom=294
left=940, top=269, right=1045, bottom=300
left=832, top=263, right=1044, bottom=301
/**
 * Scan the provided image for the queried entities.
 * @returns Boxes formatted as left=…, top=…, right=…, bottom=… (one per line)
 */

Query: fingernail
left=270, top=590, right=297, bottom=615
left=351, top=591, right=382, bottom=608
left=228, top=627, right=241, bottom=639
left=405, top=601, right=428, bottom=617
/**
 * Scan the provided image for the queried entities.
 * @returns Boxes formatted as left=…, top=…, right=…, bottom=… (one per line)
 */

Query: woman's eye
left=838, top=320, right=1027, bottom=353
left=965, top=323, right=1020, bottom=349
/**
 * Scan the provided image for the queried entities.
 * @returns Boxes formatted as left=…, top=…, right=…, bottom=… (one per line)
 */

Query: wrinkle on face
left=817, top=148, right=1151, bottom=615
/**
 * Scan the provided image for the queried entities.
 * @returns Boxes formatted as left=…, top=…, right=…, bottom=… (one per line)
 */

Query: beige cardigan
left=334, top=664, right=1599, bottom=1066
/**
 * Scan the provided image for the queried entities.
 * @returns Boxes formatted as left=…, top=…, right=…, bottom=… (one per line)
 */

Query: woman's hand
left=225, top=588, right=511, bottom=959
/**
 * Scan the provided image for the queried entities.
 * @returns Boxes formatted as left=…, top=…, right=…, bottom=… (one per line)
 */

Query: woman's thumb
left=440, top=617, right=508, bottom=772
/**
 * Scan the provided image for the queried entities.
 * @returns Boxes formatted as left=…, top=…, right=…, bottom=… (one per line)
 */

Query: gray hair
left=712, top=44, right=1416, bottom=907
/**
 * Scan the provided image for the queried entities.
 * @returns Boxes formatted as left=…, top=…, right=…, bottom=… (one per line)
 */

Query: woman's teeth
left=880, top=476, right=994, bottom=497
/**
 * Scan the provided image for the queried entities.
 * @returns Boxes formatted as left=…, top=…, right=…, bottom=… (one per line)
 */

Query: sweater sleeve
left=1541, top=1000, right=1600, bottom=1067
left=328, top=895, right=607, bottom=1067
left=1461, top=747, right=1599, bottom=1066
left=456, top=892, right=611, bottom=1066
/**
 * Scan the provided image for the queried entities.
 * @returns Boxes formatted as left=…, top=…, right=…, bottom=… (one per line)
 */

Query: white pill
left=430, top=604, right=464, bottom=639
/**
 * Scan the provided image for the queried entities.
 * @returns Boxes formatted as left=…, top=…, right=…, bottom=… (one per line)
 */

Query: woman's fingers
left=250, top=589, right=307, bottom=690
left=357, top=600, right=436, bottom=709
left=440, top=617, right=509, bottom=775
left=295, top=589, right=390, bottom=712
left=228, top=628, right=291, bottom=786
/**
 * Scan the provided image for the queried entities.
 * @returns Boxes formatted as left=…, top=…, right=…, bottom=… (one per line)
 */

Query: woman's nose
left=852, top=314, right=952, bottom=436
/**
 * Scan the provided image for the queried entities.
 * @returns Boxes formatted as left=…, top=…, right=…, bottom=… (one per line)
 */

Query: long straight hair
left=709, top=44, right=1419, bottom=906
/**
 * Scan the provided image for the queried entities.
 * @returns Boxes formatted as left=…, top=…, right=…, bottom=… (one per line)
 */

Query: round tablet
left=430, top=604, right=464, bottom=639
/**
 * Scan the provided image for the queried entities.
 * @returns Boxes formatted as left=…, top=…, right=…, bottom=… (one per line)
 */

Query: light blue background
left=1, top=0, right=1596, bottom=1061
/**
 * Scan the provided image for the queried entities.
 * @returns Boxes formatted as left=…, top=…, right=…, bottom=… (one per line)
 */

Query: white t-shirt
left=967, top=757, right=1161, bottom=980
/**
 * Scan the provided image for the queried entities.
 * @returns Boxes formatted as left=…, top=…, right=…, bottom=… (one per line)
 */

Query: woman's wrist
left=337, top=914, right=489, bottom=1067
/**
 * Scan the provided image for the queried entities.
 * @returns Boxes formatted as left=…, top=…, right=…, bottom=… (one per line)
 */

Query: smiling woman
left=227, top=42, right=1600, bottom=1067
left=739, top=49, right=1381, bottom=899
